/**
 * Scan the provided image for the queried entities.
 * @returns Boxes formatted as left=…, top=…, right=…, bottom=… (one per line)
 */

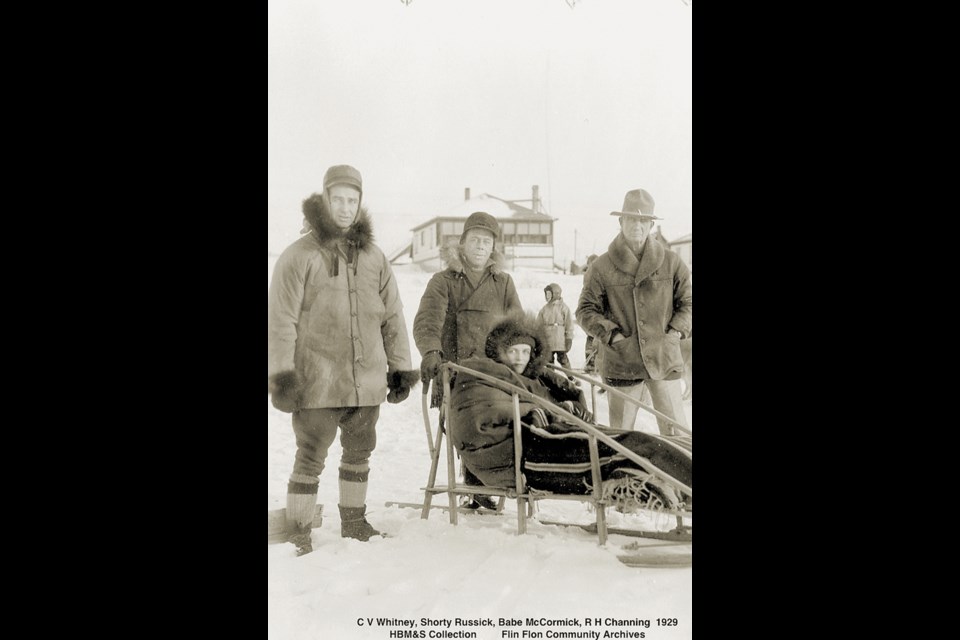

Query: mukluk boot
left=339, top=505, right=383, bottom=541
left=338, top=464, right=384, bottom=541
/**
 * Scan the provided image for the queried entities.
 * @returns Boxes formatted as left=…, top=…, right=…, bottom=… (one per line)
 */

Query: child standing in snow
left=537, top=283, right=574, bottom=368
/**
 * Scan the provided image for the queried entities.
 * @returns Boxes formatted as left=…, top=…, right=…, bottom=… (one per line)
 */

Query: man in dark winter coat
left=413, top=210, right=522, bottom=509
left=582, top=255, right=600, bottom=373
left=576, top=189, right=692, bottom=436
left=268, top=164, right=419, bottom=555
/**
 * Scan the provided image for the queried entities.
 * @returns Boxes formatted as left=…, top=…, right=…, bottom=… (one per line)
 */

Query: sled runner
left=385, top=501, right=504, bottom=516
left=410, top=362, right=692, bottom=567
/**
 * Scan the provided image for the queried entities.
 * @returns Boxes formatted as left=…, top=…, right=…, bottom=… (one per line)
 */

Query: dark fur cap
left=484, top=313, right=548, bottom=377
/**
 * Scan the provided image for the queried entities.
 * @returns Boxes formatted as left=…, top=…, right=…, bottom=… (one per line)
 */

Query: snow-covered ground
left=268, top=258, right=693, bottom=640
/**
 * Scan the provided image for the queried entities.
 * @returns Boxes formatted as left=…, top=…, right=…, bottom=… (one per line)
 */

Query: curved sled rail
left=444, top=362, right=692, bottom=498
left=545, top=364, right=693, bottom=438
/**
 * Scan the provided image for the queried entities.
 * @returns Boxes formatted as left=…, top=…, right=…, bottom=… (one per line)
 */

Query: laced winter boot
left=339, top=505, right=383, bottom=541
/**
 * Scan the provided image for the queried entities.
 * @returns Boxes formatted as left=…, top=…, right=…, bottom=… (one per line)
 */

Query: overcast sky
left=268, top=0, right=692, bottom=264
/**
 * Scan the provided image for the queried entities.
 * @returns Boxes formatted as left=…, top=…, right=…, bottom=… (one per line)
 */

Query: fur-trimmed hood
left=544, top=283, right=562, bottom=299
left=484, top=313, right=549, bottom=378
left=440, top=240, right=507, bottom=275
left=301, top=192, right=374, bottom=251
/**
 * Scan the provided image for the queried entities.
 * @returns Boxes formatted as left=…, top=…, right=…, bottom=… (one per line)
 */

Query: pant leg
left=607, top=381, right=647, bottom=431
left=287, top=408, right=342, bottom=529
left=645, top=378, right=689, bottom=436
left=337, top=406, right=380, bottom=508
left=291, top=409, right=342, bottom=479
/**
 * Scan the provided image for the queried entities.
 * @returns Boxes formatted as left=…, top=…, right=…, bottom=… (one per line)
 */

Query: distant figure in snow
left=575, top=189, right=692, bottom=435
left=537, top=283, right=574, bottom=368
left=412, top=211, right=523, bottom=510
left=268, top=164, right=419, bottom=555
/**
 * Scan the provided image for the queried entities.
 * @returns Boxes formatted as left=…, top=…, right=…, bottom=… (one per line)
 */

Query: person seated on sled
left=449, top=314, right=692, bottom=511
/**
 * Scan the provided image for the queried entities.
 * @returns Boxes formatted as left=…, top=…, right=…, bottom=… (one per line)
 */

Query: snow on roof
left=411, top=193, right=554, bottom=231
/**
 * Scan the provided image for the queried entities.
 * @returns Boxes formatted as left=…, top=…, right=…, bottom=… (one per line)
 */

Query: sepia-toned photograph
left=268, top=2, right=692, bottom=638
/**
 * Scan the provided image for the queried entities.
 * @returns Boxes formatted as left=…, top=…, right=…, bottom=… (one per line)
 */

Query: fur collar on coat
left=301, top=192, right=374, bottom=250
left=440, top=241, right=508, bottom=276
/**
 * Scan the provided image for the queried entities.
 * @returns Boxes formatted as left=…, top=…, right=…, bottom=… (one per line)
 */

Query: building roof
left=411, top=193, right=554, bottom=232
left=669, top=233, right=692, bottom=245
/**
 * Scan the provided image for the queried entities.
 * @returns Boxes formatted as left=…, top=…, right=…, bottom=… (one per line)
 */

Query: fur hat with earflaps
left=544, top=283, right=562, bottom=298
left=484, top=313, right=548, bottom=378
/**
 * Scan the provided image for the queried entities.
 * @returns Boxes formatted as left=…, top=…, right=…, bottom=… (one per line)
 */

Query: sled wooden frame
left=419, top=362, right=692, bottom=546
left=544, top=363, right=693, bottom=438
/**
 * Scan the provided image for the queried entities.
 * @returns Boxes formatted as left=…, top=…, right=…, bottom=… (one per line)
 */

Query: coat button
left=639, top=338, right=646, bottom=345
left=637, top=320, right=644, bottom=326
left=356, top=383, right=361, bottom=389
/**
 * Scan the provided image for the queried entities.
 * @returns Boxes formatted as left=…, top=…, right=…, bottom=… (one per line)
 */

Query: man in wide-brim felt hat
left=575, top=188, right=692, bottom=435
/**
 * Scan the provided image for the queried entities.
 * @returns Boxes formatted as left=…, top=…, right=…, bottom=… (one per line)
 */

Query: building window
left=509, top=221, right=551, bottom=244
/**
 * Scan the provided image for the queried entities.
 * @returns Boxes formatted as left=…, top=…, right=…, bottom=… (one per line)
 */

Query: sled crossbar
left=545, top=364, right=693, bottom=438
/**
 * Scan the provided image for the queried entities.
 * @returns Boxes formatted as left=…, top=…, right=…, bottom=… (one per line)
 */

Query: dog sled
left=393, top=361, right=692, bottom=569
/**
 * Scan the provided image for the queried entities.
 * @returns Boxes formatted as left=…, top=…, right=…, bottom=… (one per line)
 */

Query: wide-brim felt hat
left=610, top=188, right=662, bottom=220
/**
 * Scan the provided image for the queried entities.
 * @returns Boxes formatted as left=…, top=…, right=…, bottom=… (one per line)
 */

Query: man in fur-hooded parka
left=268, top=176, right=414, bottom=408
left=267, top=164, right=418, bottom=551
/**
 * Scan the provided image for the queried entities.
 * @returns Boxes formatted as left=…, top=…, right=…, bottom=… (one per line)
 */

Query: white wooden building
left=410, top=186, right=557, bottom=272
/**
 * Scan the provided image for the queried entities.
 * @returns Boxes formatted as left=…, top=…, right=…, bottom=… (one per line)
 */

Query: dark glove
left=387, top=369, right=419, bottom=404
left=420, top=351, right=443, bottom=385
left=559, top=400, right=593, bottom=424
left=524, top=407, right=550, bottom=429
left=268, top=370, right=301, bottom=413
left=564, top=338, right=572, bottom=352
